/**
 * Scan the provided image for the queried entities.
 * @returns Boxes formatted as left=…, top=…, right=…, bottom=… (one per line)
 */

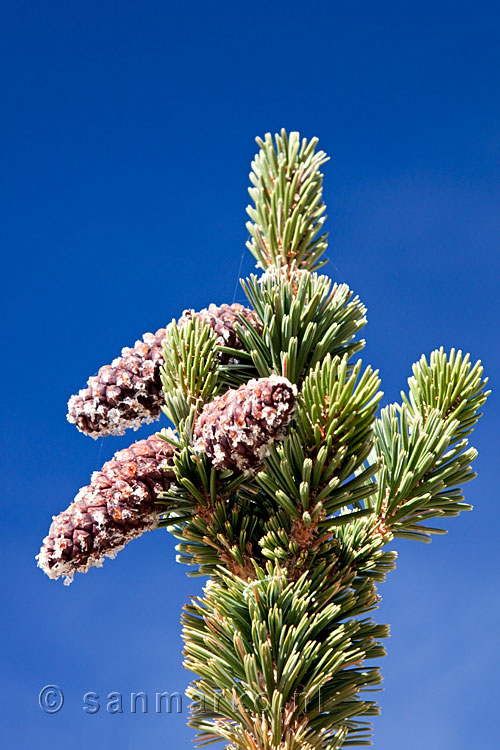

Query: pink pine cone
left=37, top=433, right=176, bottom=584
left=193, top=374, right=297, bottom=471
left=67, top=328, right=167, bottom=438
left=67, top=303, right=260, bottom=439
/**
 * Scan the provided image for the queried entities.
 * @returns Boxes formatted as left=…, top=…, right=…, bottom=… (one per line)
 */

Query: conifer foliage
left=38, top=130, right=489, bottom=749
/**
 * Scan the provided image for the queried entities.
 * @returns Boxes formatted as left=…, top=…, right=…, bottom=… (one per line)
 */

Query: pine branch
left=238, top=272, right=366, bottom=382
left=160, top=317, right=220, bottom=428
left=246, top=130, right=330, bottom=273
left=402, top=347, right=489, bottom=438
left=255, top=354, right=382, bottom=576
left=371, top=349, right=490, bottom=540
left=183, top=563, right=390, bottom=750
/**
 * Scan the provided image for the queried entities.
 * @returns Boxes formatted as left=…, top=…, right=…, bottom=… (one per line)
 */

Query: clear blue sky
left=1, top=2, right=499, bottom=748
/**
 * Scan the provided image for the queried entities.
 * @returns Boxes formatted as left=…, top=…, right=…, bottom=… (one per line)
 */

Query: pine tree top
left=39, top=129, right=490, bottom=750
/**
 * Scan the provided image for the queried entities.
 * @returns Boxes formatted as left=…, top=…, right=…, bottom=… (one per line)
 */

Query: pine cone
left=67, top=304, right=260, bottom=439
left=67, top=328, right=167, bottom=438
left=193, top=375, right=297, bottom=471
left=178, top=302, right=261, bottom=363
left=37, top=434, right=176, bottom=584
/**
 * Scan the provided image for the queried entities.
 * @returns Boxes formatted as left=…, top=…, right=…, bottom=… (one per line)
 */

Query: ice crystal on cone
left=37, top=433, right=176, bottom=584
left=193, top=374, right=297, bottom=471
left=178, top=303, right=261, bottom=363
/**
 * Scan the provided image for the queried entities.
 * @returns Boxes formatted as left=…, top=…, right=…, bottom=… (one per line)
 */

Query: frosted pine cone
left=68, top=304, right=260, bottom=439
left=67, top=328, right=167, bottom=438
left=37, top=434, right=176, bottom=584
left=193, top=374, right=297, bottom=471
left=178, top=303, right=261, bottom=363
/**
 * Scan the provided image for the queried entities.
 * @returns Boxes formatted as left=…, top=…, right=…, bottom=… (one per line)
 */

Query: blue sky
left=1, top=2, right=499, bottom=748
